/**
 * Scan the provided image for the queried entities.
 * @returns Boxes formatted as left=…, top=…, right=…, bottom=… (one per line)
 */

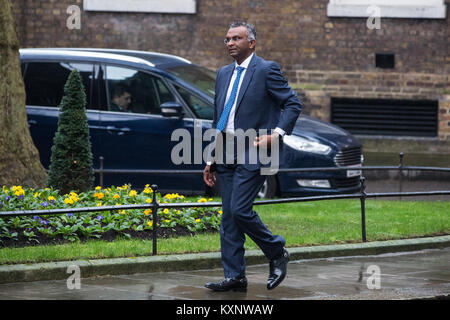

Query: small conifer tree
left=47, top=70, right=94, bottom=194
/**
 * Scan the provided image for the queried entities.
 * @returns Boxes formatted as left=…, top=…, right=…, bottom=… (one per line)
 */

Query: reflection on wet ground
left=0, top=248, right=448, bottom=300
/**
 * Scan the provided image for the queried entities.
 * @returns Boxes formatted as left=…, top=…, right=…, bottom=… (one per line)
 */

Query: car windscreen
left=164, top=65, right=216, bottom=98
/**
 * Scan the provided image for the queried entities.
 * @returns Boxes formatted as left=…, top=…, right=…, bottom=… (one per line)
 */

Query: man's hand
left=203, top=165, right=216, bottom=187
left=253, top=132, right=280, bottom=148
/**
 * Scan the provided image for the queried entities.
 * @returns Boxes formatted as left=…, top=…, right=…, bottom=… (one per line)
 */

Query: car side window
left=23, top=62, right=94, bottom=109
left=105, top=66, right=176, bottom=115
left=174, top=85, right=214, bottom=120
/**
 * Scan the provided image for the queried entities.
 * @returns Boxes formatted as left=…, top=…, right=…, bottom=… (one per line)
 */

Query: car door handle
left=106, top=126, right=131, bottom=135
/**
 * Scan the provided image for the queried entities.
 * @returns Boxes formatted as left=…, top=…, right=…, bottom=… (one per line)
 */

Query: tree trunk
left=0, top=0, right=47, bottom=187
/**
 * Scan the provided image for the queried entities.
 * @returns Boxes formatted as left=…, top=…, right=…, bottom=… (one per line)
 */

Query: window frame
left=101, top=63, right=194, bottom=118
left=327, top=0, right=447, bottom=19
left=83, top=0, right=196, bottom=14
left=22, top=59, right=97, bottom=110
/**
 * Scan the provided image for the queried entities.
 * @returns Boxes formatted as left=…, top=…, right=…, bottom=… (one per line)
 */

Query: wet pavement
left=0, top=247, right=448, bottom=300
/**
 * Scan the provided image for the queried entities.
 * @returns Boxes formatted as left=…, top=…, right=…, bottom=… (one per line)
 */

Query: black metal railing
left=1, top=153, right=449, bottom=255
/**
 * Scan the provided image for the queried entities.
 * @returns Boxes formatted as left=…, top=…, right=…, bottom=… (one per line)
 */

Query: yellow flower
left=113, top=194, right=120, bottom=199
left=197, top=198, right=207, bottom=203
left=34, top=192, right=41, bottom=198
left=94, top=192, right=104, bottom=199
left=95, top=186, right=102, bottom=190
left=219, top=210, right=223, bottom=215
left=146, top=198, right=152, bottom=203
left=97, top=202, right=102, bottom=207
left=129, top=190, right=137, bottom=197
left=164, top=219, right=169, bottom=223
left=48, top=196, right=56, bottom=201
left=177, top=210, right=181, bottom=215
left=163, top=193, right=184, bottom=200
left=144, top=209, right=152, bottom=215
left=208, top=198, right=213, bottom=201
left=143, top=187, right=152, bottom=194
left=147, top=221, right=153, bottom=227
left=12, top=186, right=25, bottom=197
left=64, top=198, right=74, bottom=205
left=195, top=219, right=200, bottom=223
left=163, top=208, right=169, bottom=214
left=119, top=210, right=126, bottom=214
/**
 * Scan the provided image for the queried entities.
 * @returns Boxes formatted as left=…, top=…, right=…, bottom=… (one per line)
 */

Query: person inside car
left=110, top=84, right=132, bottom=112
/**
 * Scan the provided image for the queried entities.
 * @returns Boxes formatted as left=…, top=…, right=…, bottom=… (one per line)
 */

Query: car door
left=23, top=61, right=103, bottom=170
left=96, top=64, right=204, bottom=192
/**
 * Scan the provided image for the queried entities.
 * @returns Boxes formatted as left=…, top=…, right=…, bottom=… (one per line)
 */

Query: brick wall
left=11, top=0, right=450, bottom=141
left=440, top=96, right=450, bottom=140
left=292, top=71, right=448, bottom=126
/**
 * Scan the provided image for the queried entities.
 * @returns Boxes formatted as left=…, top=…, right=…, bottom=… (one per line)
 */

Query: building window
left=83, top=0, right=196, bottom=14
left=327, top=0, right=446, bottom=19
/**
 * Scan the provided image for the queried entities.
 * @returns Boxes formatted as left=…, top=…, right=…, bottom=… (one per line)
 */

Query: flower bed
left=0, top=185, right=222, bottom=247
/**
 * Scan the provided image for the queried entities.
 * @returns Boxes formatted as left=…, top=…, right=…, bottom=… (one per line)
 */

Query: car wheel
left=257, top=175, right=278, bottom=199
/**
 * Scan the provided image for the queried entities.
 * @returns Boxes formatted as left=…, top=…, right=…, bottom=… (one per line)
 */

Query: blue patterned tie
left=216, top=66, right=245, bottom=131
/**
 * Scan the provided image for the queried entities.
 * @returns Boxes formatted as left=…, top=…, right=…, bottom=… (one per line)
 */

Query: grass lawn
left=0, top=199, right=448, bottom=265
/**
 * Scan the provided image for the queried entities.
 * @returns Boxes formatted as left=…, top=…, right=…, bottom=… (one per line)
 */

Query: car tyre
left=258, top=175, right=278, bottom=199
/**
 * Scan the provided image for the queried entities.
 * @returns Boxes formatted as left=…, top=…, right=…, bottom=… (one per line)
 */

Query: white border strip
left=83, top=0, right=197, bottom=14
left=327, top=0, right=446, bottom=19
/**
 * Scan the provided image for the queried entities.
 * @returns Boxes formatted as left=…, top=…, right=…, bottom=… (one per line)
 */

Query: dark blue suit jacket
left=211, top=54, right=302, bottom=168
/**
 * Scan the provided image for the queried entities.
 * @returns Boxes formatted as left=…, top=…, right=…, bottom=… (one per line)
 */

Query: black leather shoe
left=267, top=248, right=290, bottom=290
left=205, top=277, right=247, bottom=292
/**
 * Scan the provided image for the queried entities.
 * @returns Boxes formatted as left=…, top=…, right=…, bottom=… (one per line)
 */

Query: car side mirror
left=160, top=102, right=184, bottom=118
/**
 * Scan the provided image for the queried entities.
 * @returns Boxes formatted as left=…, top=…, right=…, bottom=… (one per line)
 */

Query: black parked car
left=20, top=48, right=363, bottom=197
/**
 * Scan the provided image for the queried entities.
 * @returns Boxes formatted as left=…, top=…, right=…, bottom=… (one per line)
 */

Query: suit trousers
left=216, top=162, right=286, bottom=279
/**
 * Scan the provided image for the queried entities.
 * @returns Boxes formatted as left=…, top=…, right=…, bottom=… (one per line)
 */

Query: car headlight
left=283, top=135, right=332, bottom=155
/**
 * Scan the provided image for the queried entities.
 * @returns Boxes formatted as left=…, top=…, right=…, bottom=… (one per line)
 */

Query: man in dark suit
left=203, top=22, right=303, bottom=292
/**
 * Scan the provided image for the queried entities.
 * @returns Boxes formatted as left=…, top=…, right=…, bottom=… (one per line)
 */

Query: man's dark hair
left=113, top=84, right=130, bottom=97
left=229, top=21, right=257, bottom=42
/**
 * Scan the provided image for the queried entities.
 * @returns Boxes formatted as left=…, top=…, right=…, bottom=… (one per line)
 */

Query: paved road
left=0, top=248, right=448, bottom=300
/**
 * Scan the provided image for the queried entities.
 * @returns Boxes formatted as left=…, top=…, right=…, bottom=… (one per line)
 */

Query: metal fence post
left=359, top=176, right=367, bottom=242
left=398, top=152, right=404, bottom=200
left=151, top=184, right=159, bottom=255
left=99, top=156, right=104, bottom=188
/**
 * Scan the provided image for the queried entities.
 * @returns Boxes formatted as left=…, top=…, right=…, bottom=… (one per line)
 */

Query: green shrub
left=47, top=69, right=94, bottom=194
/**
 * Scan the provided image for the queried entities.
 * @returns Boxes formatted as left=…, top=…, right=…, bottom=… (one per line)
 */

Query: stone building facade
left=11, top=0, right=450, bottom=157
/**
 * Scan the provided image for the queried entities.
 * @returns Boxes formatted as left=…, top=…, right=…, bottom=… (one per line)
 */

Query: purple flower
left=5, top=196, right=10, bottom=201
left=41, top=220, right=48, bottom=225
left=68, top=213, right=74, bottom=217
left=33, top=216, right=40, bottom=220
left=41, top=202, right=49, bottom=208
left=19, top=195, right=24, bottom=200
left=97, top=215, right=103, bottom=221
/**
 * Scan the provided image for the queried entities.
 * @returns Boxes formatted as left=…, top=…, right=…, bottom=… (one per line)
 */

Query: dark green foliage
left=47, top=70, right=94, bottom=194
